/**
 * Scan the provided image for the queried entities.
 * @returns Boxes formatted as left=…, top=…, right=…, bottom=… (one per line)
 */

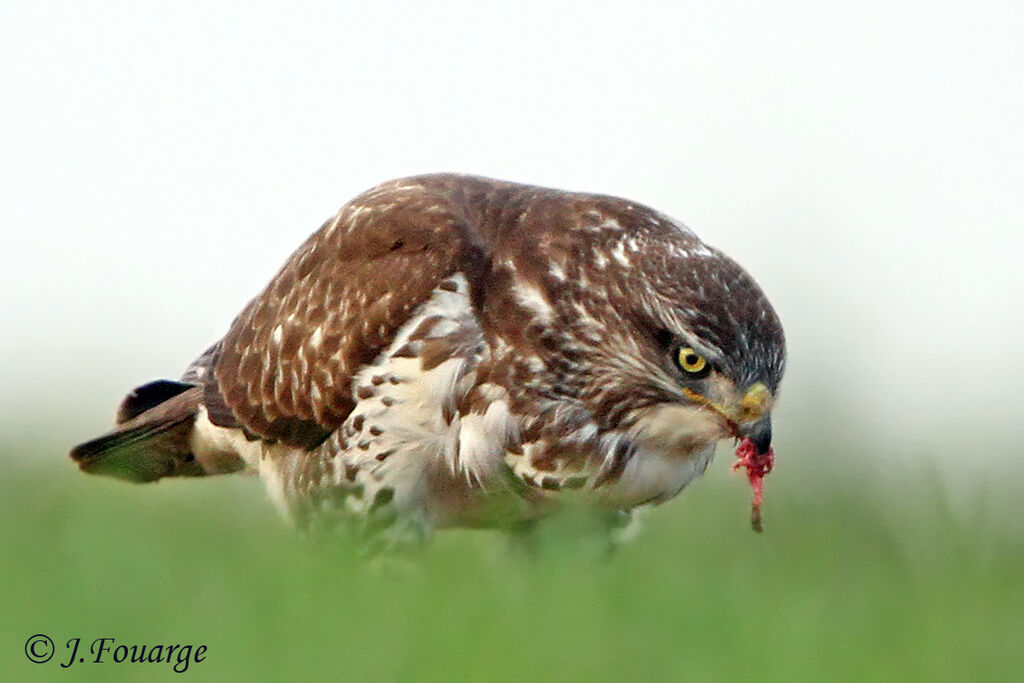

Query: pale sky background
left=2, top=2, right=1022, bottom=479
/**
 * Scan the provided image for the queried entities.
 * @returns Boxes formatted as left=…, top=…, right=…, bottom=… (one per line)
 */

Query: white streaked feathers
left=454, top=399, right=514, bottom=485
left=511, top=279, right=555, bottom=323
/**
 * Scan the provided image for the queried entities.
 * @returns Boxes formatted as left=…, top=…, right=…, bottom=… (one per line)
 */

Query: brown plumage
left=72, top=174, right=786, bottom=543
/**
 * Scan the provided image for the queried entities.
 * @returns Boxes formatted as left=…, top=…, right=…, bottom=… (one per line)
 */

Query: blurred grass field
left=2, top=438, right=1022, bottom=683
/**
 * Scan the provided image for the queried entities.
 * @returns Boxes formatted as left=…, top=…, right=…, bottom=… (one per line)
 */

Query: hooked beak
left=738, top=382, right=773, bottom=454
left=743, top=416, right=773, bottom=455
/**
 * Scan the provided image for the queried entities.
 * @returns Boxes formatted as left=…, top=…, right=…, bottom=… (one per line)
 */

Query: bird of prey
left=71, top=174, right=786, bottom=544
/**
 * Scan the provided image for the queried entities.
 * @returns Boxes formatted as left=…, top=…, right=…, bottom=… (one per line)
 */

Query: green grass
left=2, top=441, right=1021, bottom=682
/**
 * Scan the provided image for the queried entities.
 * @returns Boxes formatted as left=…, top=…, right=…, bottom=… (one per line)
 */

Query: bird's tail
left=70, top=379, right=244, bottom=483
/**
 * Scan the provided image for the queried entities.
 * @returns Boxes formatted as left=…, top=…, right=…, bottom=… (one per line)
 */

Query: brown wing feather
left=208, top=176, right=493, bottom=448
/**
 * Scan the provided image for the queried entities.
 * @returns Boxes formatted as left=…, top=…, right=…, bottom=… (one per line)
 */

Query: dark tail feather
left=115, top=379, right=195, bottom=425
left=70, top=383, right=243, bottom=483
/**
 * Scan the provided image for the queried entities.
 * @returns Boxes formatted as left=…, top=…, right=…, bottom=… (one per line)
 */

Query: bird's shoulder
left=203, top=176, right=497, bottom=447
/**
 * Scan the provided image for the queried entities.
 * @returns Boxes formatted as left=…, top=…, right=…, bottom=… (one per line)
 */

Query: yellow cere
left=681, top=381, right=771, bottom=426
left=737, top=382, right=770, bottom=422
left=676, top=347, right=707, bottom=374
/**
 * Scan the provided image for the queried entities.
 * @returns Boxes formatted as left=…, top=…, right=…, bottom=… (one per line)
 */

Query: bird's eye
left=675, top=347, right=709, bottom=376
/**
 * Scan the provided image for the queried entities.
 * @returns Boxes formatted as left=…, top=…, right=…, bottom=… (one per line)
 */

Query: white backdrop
left=3, top=1, right=1021, bottom=474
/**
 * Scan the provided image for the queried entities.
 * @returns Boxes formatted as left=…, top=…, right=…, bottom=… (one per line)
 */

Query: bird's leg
left=602, top=508, right=645, bottom=557
left=505, top=519, right=542, bottom=557
left=504, top=507, right=637, bottom=560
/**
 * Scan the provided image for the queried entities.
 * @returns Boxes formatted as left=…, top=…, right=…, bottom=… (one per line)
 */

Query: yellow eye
left=676, top=347, right=708, bottom=374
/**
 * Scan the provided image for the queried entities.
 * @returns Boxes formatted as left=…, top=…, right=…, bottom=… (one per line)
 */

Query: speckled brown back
left=207, top=176, right=493, bottom=448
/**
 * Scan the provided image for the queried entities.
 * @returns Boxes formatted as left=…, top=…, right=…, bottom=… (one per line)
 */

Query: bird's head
left=577, top=222, right=787, bottom=461
left=483, top=195, right=785, bottom=468
left=492, top=203, right=786, bottom=463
